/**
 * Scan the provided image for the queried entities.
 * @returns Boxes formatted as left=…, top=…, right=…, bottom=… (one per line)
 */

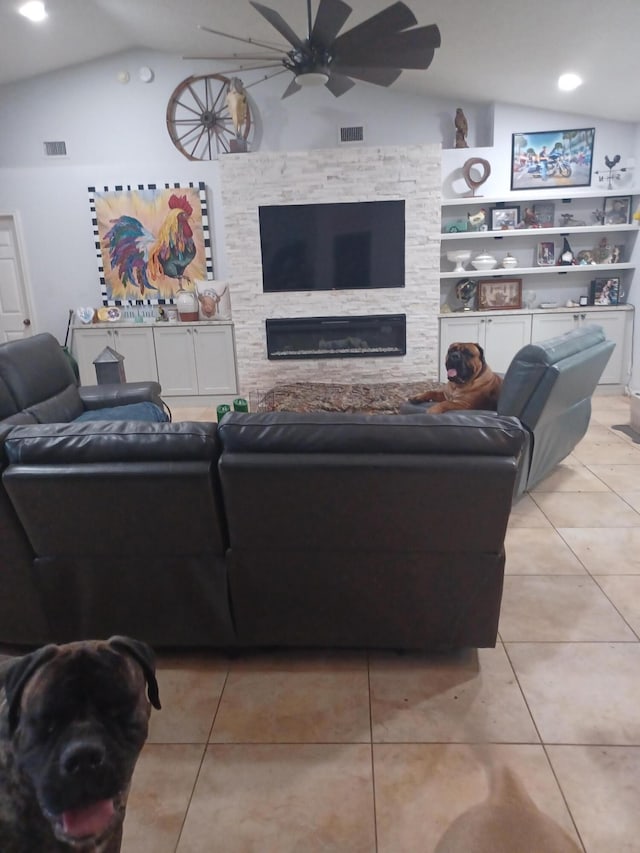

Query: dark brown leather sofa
left=1, top=409, right=526, bottom=651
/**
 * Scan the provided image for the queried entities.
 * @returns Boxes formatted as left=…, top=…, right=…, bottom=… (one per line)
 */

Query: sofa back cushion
left=3, top=421, right=228, bottom=558
left=498, top=324, right=615, bottom=428
left=0, top=375, right=18, bottom=420
left=0, top=332, right=78, bottom=412
left=218, top=411, right=526, bottom=554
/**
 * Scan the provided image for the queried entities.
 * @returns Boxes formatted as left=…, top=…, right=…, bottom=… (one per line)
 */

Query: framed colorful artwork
left=510, top=128, right=595, bottom=190
left=89, top=181, right=213, bottom=305
left=590, top=277, right=620, bottom=306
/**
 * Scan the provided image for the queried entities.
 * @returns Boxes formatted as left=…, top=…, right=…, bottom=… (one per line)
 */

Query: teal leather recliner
left=498, top=324, right=615, bottom=495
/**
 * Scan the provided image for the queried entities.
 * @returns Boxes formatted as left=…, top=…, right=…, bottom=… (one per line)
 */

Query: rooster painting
left=92, top=183, right=211, bottom=303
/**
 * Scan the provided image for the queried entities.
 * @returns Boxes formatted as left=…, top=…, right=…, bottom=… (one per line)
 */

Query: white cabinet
left=439, top=312, right=531, bottom=380
left=73, top=326, right=158, bottom=385
left=440, top=305, right=633, bottom=387
left=440, top=189, right=638, bottom=310
left=153, top=324, right=237, bottom=396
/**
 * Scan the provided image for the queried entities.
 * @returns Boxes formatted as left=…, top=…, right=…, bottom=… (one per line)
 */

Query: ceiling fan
left=193, top=0, right=441, bottom=99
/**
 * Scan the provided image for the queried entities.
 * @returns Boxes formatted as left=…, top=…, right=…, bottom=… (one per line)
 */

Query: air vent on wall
left=338, top=125, right=365, bottom=145
left=43, top=140, right=67, bottom=157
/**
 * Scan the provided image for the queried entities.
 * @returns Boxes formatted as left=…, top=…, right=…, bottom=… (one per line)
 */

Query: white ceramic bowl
left=446, top=249, right=471, bottom=272
left=471, top=251, right=498, bottom=271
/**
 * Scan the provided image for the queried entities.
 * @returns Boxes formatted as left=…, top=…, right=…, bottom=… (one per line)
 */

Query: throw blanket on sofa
left=258, top=381, right=443, bottom=414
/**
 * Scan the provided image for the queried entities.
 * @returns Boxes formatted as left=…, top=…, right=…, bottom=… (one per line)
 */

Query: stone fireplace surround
left=219, top=144, right=441, bottom=392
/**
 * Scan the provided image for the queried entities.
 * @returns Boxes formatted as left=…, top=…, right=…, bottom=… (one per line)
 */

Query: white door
left=153, top=326, right=198, bottom=395
left=0, top=214, right=34, bottom=343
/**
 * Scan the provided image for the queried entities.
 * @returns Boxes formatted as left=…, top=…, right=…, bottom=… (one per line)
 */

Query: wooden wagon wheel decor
left=166, top=73, right=253, bottom=161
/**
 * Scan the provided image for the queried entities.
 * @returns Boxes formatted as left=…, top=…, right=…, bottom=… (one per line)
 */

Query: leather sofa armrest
left=79, top=381, right=164, bottom=410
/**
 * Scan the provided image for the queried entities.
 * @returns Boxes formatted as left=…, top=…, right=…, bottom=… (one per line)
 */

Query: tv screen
left=258, top=200, right=405, bottom=292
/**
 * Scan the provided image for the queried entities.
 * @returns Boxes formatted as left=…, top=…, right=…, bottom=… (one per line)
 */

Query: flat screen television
left=258, top=200, right=405, bottom=292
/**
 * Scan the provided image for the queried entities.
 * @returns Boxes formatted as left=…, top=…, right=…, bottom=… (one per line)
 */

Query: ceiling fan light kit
left=195, top=0, right=441, bottom=99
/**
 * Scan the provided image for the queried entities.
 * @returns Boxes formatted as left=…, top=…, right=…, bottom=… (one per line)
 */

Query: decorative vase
left=176, top=288, right=199, bottom=322
left=502, top=253, right=519, bottom=269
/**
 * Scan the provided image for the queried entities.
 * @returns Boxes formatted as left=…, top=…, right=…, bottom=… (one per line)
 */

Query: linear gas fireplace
left=265, top=314, right=406, bottom=360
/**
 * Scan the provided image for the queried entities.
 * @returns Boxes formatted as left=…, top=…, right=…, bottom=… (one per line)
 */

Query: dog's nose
left=61, top=741, right=106, bottom=776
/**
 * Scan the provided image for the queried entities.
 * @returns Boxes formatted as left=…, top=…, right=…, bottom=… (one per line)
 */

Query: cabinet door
left=438, top=316, right=484, bottom=381
left=531, top=312, right=578, bottom=342
left=192, top=325, right=238, bottom=395
left=110, top=328, right=158, bottom=383
left=153, top=326, right=198, bottom=395
left=583, top=310, right=629, bottom=384
left=483, top=314, right=532, bottom=374
left=73, top=328, right=112, bottom=386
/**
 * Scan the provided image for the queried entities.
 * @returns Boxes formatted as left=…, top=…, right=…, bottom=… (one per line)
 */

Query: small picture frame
left=603, top=195, right=631, bottom=225
left=532, top=202, right=555, bottom=228
left=477, top=278, right=523, bottom=311
left=537, top=241, right=555, bottom=266
left=590, top=277, right=620, bottom=306
left=491, top=206, right=520, bottom=230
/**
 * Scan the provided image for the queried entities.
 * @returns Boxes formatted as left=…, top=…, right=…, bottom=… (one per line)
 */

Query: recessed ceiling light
left=18, top=1, right=47, bottom=22
left=558, top=72, right=582, bottom=91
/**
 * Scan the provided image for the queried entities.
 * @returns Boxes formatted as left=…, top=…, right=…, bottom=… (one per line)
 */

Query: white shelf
left=440, top=263, right=635, bottom=279
left=442, top=188, right=639, bottom=206
left=441, top=224, right=638, bottom=240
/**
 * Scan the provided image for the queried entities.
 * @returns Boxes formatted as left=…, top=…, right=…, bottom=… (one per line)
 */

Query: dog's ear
left=3, top=645, right=59, bottom=734
left=107, top=636, right=161, bottom=710
left=475, top=343, right=486, bottom=363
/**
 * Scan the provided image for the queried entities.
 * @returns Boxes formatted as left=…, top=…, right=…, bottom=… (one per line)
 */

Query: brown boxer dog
left=0, top=636, right=161, bottom=853
left=409, top=342, right=503, bottom=413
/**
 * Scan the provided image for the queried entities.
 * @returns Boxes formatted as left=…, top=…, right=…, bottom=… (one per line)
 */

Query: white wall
left=1, top=47, right=639, bottom=385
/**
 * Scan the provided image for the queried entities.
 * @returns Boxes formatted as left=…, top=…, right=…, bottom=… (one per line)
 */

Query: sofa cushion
left=4, top=420, right=218, bottom=464
left=74, top=401, right=169, bottom=423
left=25, top=384, right=85, bottom=423
left=0, top=375, right=18, bottom=420
left=218, top=411, right=526, bottom=457
left=0, top=333, right=77, bottom=410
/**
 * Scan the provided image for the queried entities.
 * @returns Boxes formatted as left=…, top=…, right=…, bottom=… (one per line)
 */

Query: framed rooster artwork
left=89, top=181, right=213, bottom=305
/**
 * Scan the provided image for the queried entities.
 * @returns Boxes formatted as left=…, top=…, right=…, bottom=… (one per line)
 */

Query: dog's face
left=445, top=342, right=486, bottom=385
left=3, top=636, right=160, bottom=851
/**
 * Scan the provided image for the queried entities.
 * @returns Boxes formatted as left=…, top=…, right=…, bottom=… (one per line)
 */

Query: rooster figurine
left=104, top=194, right=196, bottom=297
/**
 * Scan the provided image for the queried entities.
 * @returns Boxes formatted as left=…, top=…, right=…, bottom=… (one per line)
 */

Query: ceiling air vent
left=43, top=140, right=67, bottom=157
left=338, top=125, right=365, bottom=145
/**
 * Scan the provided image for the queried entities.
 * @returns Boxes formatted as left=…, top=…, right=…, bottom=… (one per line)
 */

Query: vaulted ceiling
left=1, top=0, right=638, bottom=122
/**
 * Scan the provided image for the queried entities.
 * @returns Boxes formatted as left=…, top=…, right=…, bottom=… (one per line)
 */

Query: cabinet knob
left=23, top=318, right=31, bottom=326
left=573, top=314, right=579, bottom=321
left=580, top=313, right=586, bottom=320
left=487, top=318, right=492, bottom=323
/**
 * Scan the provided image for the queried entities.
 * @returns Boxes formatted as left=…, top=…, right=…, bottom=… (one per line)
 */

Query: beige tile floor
left=7, top=396, right=640, bottom=851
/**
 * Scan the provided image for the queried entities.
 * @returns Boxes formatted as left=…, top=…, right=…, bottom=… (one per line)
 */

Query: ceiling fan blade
left=250, top=1, right=305, bottom=50
left=332, top=2, right=417, bottom=55
left=281, top=77, right=303, bottom=99
left=311, top=0, right=352, bottom=48
left=330, top=64, right=402, bottom=87
left=184, top=54, right=282, bottom=61
left=324, top=72, right=355, bottom=97
left=198, top=23, right=285, bottom=53
left=335, top=25, right=441, bottom=69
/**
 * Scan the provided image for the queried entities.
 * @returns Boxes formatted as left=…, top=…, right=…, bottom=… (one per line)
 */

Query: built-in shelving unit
left=440, top=188, right=638, bottom=306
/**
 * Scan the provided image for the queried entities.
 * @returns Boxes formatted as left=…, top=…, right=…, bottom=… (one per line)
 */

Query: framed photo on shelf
left=477, top=278, right=523, bottom=311
left=603, top=195, right=631, bottom=225
left=491, top=206, right=520, bottom=230
left=537, top=242, right=555, bottom=265
left=590, top=277, right=620, bottom=306
left=532, top=202, right=555, bottom=228
left=510, top=127, right=595, bottom=190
